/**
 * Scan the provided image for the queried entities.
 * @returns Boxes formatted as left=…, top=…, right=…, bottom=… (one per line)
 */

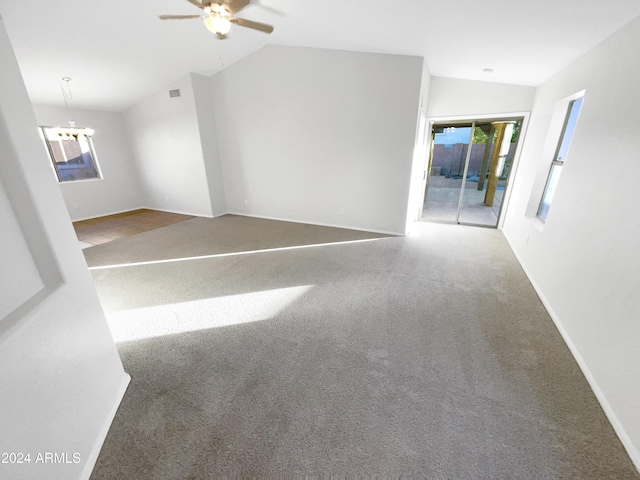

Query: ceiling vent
left=169, top=89, right=181, bottom=98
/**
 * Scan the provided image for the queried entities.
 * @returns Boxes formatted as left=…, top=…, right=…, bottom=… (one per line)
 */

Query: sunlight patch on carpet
left=106, top=285, right=314, bottom=342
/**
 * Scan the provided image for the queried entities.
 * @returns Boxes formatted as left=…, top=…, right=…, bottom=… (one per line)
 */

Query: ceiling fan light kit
left=204, top=14, right=231, bottom=35
left=159, top=0, right=274, bottom=39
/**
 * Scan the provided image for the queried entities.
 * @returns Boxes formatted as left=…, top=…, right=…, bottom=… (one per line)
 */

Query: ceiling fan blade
left=184, top=0, right=205, bottom=8
left=224, top=0, right=250, bottom=14
left=229, top=16, right=274, bottom=34
left=158, top=14, right=201, bottom=20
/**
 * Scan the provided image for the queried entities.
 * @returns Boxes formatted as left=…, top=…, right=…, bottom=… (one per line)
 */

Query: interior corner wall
left=502, top=15, right=640, bottom=470
left=210, top=45, right=423, bottom=234
left=123, top=74, right=214, bottom=218
left=32, top=105, right=144, bottom=221
left=0, top=19, right=129, bottom=480
left=421, top=61, right=433, bottom=113
left=191, top=73, right=227, bottom=216
left=426, top=76, right=536, bottom=118
left=405, top=60, right=433, bottom=231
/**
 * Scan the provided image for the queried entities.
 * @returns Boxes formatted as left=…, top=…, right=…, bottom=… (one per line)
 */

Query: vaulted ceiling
left=1, top=0, right=639, bottom=112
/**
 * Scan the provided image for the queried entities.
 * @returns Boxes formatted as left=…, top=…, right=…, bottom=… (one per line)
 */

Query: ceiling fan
left=159, top=0, right=274, bottom=39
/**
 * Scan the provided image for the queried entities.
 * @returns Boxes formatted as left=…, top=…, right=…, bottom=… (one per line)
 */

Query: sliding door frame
left=419, top=112, right=530, bottom=230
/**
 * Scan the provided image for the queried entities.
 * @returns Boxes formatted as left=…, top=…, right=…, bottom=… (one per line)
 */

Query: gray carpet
left=88, top=215, right=639, bottom=479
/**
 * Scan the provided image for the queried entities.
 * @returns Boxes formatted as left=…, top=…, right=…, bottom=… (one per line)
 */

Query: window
left=537, top=96, right=583, bottom=221
left=41, top=126, right=101, bottom=182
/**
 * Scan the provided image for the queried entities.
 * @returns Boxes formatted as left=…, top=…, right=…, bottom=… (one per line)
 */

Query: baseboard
left=226, top=211, right=402, bottom=236
left=70, top=207, right=222, bottom=223
left=73, top=208, right=399, bottom=235
left=141, top=206, right=222, bottom=219
left=505, top=238, right=640, bottom=473
left=80, top=373, right=131, bottom=480
left=70, top=207, right=146, bottom=223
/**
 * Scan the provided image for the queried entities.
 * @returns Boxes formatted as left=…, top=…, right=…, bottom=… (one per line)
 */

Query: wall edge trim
left=81, top=373, right=131, bottom=480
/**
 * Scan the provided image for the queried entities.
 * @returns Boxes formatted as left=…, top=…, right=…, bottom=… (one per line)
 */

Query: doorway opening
left=420, top=117, right=523, bottom=228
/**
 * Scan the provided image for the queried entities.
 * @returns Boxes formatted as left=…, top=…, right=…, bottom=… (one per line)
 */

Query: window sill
left=57, top=177, right=103, bottom=184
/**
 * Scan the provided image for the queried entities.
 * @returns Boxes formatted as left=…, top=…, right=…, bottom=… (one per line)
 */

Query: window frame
left=537, top=95, right=584, bottom=221
left=40, top=126, right=102, bottom=183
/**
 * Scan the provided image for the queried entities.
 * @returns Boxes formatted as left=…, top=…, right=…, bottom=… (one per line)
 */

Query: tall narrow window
left=537, top=97, right=583, bottom=221
left=41, top=126, right=101, bottom=182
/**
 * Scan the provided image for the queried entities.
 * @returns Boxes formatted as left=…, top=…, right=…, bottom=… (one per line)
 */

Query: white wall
left=124, top=74, right=214, bottom=217
left=427, top=76, right=536, bottom=118
left=33, top=105, right=143, bottom=221
left=0, top=19, right=129, bottom=480
left=211, top=45, right=423, bottom=234
left=503, top=15, right=640, bottom=470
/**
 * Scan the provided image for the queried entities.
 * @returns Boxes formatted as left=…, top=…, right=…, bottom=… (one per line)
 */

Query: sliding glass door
left=421, top=124, right=473, bottom=223
left=421, top=118, right=522, bottom=227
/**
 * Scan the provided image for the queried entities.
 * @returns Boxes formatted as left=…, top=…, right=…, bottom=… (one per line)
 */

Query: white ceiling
left=1, top=0, right=639, bottom=112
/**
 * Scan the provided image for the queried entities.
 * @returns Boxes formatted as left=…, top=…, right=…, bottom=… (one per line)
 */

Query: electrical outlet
left=339, top=208, right=345, bottom=215
left=164, top=196, right=169, bottom=202
left=72, top=202, right=79, bottom=209
left=244, top=199, right=248, bottom=205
